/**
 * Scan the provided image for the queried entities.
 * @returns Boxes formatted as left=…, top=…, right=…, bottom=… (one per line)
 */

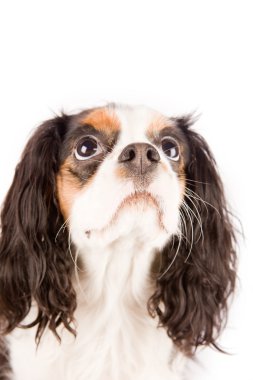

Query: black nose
left=118, top=143, right=160, bottom=175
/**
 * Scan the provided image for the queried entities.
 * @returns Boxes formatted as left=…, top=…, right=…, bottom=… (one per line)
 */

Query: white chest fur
left=9, top=229, right=185, bottom=380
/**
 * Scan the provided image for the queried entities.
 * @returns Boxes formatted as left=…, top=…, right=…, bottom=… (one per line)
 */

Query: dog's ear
left=0, top=337, right=11, bottom=377
left=0, top=115, right=76, bottom=343
left=149, top=117, right=237, bottom=355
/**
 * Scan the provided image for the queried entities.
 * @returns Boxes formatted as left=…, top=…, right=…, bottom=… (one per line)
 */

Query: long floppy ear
left=0, top=115, right=76, bottom=343
left=149, top=117, right=237, bottom=355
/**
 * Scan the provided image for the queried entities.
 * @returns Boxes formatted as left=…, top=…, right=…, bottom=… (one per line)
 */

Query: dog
left=0, top=104, right=236, bottom=379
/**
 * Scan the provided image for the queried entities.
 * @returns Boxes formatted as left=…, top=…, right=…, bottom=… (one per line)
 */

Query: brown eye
left=74, top=136, right=102, bottom=160
left=161, top=137, right=180, bottom=161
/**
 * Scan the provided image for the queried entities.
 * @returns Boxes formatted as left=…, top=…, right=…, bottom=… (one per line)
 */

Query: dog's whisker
left=178, top=210, right=190, bottom=245
left=180, top=201, right=194, bottom=262
left=185, top=188, right=221, bottom=216
left=72, top=248, right=87, bottom=298
left=183, top=194, right=204, bottom=244
left=159, top=230, right=182, bottom=279
left=180, top=178, right=210, bottom=186
left=55, top=217, right=71, bottom=242
left=67, top=228, right=85, bottom=274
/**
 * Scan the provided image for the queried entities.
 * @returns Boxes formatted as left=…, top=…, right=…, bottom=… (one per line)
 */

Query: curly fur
left=0, top=116, right=76, bottom=344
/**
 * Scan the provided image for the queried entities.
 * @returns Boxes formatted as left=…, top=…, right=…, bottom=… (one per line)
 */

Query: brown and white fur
left=0, top=104, right=236, bottom=379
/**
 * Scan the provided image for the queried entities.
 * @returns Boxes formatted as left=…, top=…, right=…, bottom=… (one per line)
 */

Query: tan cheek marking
left=56, top=159, right=81, bottom=220
left=179, top=174, right=186, bottom=201
left=177, top=152, right=186, bottom=200
left=178, top=147, right=186, bottom=197
left=179, top=161, right=185, bottom=175
left=81, top=108, right=120, bottom=135
left=56, top=158, right=97, bottom=220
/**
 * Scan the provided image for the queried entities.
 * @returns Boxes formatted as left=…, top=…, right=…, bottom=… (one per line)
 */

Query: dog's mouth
left=118, top=190, right=159, bottom=208
left=85, top=191, right=166, bottom=238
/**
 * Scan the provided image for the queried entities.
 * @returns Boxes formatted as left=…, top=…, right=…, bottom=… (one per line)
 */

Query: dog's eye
left=161, top=137, right=180, bottom=161
left=75, top=137, right=102, bottom=160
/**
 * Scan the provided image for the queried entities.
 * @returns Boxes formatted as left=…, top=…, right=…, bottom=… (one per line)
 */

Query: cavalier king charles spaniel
left=0, top=104, right=236, bottom=379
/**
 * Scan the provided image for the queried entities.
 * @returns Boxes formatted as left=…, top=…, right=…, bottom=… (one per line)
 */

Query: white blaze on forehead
left=111, top=104, right=161, bottom=147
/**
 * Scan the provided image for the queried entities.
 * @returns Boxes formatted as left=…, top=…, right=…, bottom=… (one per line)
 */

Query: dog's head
left=0, top=104, right=236, bottom=355
left=59, top=105, right=189, bottom=253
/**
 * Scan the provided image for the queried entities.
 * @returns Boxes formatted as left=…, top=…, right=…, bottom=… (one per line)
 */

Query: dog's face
left=57, top=104, right=189, bottom=252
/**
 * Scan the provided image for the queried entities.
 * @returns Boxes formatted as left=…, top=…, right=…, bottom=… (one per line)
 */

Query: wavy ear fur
left=149, top=117, right=237, bottom=355
left=0, top=115, right=76, bottom=342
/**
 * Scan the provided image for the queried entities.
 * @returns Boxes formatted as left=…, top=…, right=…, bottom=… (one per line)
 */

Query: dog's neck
left=75, top=234, right=160, bottom=310
left=73, top=205, right=169, bottom=307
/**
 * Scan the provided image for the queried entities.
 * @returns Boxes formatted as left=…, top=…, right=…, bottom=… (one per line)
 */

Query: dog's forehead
left=112, top=104, right=163, bottom=140
left=78, top=104, right=171, bottom=143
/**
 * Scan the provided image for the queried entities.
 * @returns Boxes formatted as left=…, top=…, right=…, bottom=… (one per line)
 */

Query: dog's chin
left=72, top=192, right=171, bottom=251
left=106, top=191, right=165, bottom=230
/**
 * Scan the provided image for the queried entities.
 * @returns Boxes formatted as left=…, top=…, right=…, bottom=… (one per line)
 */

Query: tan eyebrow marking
left=81, top=108, right=120, bottom=135
left=146, top=115, right=174, bottom=140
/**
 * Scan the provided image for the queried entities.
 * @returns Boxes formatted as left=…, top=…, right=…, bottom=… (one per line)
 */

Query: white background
left=0, top=1, right=252, bottom=379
